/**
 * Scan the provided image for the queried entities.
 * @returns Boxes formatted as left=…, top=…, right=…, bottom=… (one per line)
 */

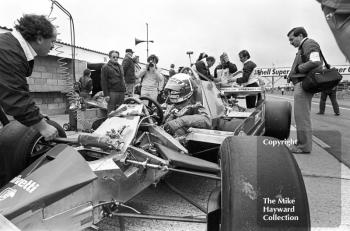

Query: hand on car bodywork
left=31, top=119, right=58, bottom=141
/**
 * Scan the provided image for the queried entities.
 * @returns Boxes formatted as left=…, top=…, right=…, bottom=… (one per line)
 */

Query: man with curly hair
left=0, top=14, right=58, bottom=186
left=0, top=14, right=58, bottom=139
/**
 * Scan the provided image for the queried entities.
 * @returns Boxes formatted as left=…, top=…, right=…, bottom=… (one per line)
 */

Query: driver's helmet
left=165, top=73, right=193, bottom=104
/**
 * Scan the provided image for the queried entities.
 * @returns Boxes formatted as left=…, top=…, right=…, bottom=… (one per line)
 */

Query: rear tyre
left=219, top=136, right=310, bottom=231
left=264, top=100, right=291, bottom=140
left=0, top=120, right=66, bottom=187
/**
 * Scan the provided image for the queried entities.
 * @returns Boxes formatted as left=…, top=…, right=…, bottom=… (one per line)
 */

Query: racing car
left=0, top=69, right=310, bottom=231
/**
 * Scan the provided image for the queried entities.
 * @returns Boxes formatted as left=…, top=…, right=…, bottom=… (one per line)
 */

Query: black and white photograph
left=0, top=0, right=349, bottom=230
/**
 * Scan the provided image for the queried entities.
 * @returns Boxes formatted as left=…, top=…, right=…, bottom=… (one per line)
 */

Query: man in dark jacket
left=214, top=52, right=237, bottom=81
left=316, top=0, right=350, bottom=61
left=101, top=50, right=126, bottom=113
left=195, top=56, right=215, bottom=81
left=317, top=86, right=340, bottom=115
left=230, top=50, right=261, bottom=109
left=78, top=68, right=92, bottom=99
left=316, top=0, right=349, bottom=117
left=0, top=14, right=58, bottom=187
left=0, top=14, right=58, bottom=139
left=122, top=48, right=136, bottom=97
left=287, top=27, right=323, bottom=154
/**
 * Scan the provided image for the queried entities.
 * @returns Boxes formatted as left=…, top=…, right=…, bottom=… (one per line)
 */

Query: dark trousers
left=107, top=92, right=125, bottom=113
left=245, top=82, right=261, bottom=108
left=319, top=89, right=339, bottom=114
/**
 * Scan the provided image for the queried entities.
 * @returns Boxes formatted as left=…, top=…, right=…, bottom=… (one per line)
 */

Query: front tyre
left=219, top=136, right=310, bottom=231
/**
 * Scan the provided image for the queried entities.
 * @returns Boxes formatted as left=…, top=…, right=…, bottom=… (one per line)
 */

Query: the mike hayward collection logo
left=0, top=188, right=17, bottom=201
left=9, top=175, right=40, bottom=193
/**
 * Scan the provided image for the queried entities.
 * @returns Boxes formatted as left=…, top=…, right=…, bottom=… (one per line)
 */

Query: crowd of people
left=80, top=19, right=345, bottom=157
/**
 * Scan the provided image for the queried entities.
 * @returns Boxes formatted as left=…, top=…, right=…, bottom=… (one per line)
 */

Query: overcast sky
left=1, top=0, right=348, bottom=70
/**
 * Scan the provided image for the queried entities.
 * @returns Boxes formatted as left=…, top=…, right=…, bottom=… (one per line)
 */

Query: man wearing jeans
left=286, top=27, right=323, bottom=154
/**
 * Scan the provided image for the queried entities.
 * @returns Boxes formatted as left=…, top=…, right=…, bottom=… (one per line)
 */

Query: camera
left=147, top=63, right=155, bottom=71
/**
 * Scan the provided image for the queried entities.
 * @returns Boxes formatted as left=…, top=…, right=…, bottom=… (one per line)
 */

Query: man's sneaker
left=288, top=145, right=311, bottom=154
left=316, top=112, right=324, bottom=115
left=335, top=113, right=340, bottom=116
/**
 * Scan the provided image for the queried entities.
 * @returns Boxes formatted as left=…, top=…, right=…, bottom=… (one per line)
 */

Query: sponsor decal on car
left=0, top=188, right=17, bottom=201
left=10, top=175, right=40, bottom=193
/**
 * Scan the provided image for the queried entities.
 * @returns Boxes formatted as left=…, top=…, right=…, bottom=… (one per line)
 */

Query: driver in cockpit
left=163, top=73, right=211, bottom=137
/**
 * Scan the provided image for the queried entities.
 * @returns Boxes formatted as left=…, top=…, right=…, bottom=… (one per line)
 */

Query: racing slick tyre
left=218, top=136, right=310, bottom=231
left=0, top=120, right=66, bottom=187
left=264, top=100, right=291, bottom=140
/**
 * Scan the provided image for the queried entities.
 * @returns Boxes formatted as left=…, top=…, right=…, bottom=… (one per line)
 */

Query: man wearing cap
left=122, top=48, right=137, bottom=97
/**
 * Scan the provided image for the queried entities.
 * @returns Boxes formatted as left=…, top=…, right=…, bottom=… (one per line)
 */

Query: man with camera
left=138, top=54, right=163, bottom=102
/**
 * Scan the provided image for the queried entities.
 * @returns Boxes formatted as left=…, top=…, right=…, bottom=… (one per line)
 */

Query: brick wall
left=32, top=92, right=67, bottom=115
left=28, top=56, right=88, bottom=115
left=28, top=56, right=66, bottom=92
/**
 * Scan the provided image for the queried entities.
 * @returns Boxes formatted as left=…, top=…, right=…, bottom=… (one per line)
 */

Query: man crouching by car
left=0, top=14, right=59, bottom=187
left=163, top=73, right=211, bottom=137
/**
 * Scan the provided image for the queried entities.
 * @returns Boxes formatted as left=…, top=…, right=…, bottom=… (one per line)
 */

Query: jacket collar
left=107, top=60, right=121, bottom=72
left=108, top=60, right=119, bottom=66
left=11, top=29, right=37, bottom=61
left=243, top=58, right=251, bottom=64
left=201, top=59, right=209, bottom=67
left=299, top=37, right=308, bottom=49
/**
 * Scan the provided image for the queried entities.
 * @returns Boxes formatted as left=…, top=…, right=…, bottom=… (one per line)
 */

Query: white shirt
left=11, top=29, right=37, bottom=61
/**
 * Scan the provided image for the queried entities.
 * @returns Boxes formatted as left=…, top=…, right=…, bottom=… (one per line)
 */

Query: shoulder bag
left=301, top=50, right=342, bottom=93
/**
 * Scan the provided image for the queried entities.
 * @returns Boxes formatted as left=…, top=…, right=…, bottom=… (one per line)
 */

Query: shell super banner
left=254, top=65, right=350, bottom=77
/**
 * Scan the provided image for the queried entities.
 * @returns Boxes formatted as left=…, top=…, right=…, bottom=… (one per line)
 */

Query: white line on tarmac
left=268, top=95, right=350, bottom=111
left=291, top=125, right=330, bottom=148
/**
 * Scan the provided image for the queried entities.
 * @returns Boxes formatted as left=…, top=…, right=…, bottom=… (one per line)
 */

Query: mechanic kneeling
left=163, top=73, right=211, bottom=137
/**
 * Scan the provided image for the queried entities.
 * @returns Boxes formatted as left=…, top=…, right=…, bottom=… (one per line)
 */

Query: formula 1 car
left=0, top=70, right=310, bottom=231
